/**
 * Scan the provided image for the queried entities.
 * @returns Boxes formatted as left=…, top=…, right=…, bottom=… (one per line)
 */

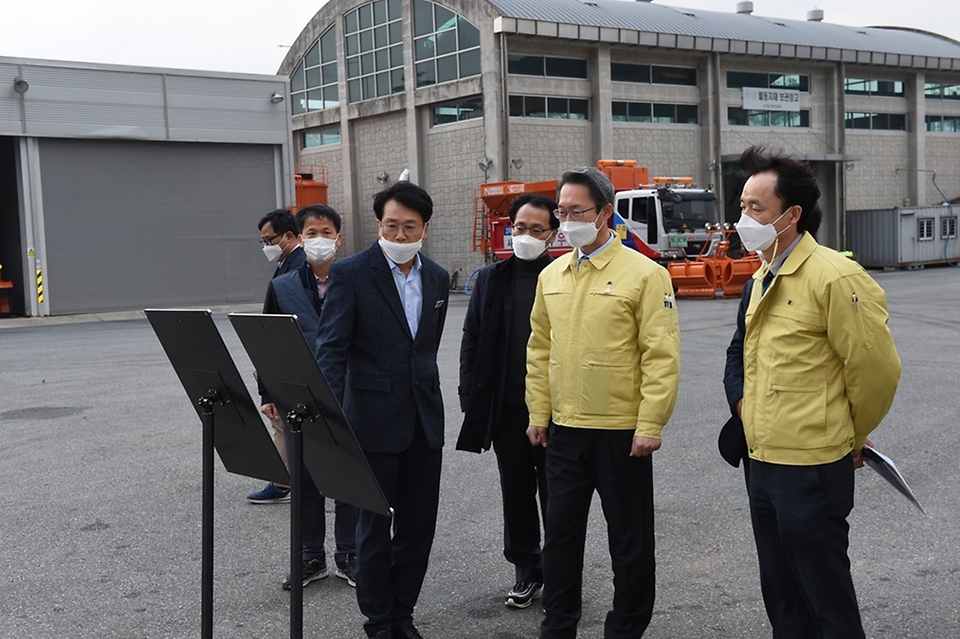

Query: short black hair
left=257, top=209, right=298, bottom=236
left=373, top=181, right=434, bottom=223
left=295, top=204, right=342, bottom=233
left=557, top=167, right=615, bottom=211
left=507, top=194, right=559, bottom=229
left=737, top=146, right=822, bottom=238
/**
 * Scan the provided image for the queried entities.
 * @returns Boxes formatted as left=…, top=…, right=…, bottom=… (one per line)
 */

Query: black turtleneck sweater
left=503, top=253, right=552, bottom=406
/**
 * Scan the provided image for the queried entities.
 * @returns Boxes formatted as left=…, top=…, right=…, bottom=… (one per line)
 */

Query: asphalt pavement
left=1, top=265, right=957, bottom=638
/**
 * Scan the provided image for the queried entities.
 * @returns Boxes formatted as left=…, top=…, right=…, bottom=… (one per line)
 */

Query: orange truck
left=473, top=160, right=759, bottom=298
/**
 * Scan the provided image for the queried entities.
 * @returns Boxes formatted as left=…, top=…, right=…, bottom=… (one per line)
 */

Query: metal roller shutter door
left=39, top=139, right=277, bottom=314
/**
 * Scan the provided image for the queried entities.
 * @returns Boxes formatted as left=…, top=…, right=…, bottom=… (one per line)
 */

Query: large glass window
left=507, top=54, right=588, bottom=79
left=844, top=112, right=906, bottom=130
left=291, top=27, right=339, bottom=115
left=942, top=216, right=958, bottom=239
left=613, top=101, right=697, bottom=124
left=844, top=78, right=905, bottom=97
left=611, top=62, right=697, bottom=86
left=303, top=124, right=342, bottom=147
left=431, top=95, right=483, bottom=125
left=728, top=71, right=809, bottom=92
left=413, top=0, right=481, bottom=88
left=728, top=107, right=810, bottom=127
left=925, top=115, right=960, bottom=132
left=509, top=95, right=589, bottom=119
left=344, top=0, right=404, bottom=103
left=925, top=83, right=960, bottom=100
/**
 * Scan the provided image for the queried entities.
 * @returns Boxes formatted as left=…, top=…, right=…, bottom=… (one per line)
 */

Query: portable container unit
left=847, top=206, right=959, bottom=268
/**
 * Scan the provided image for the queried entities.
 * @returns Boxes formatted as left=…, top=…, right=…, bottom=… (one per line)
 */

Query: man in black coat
left=458, top=194, right=558, bottom=609
left=248, top=208, right=307, bottom=504
left=316, top=182, right=449, bottom=639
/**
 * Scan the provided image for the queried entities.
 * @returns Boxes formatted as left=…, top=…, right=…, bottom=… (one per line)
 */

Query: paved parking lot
left=1, top=265, right=957, bottom=638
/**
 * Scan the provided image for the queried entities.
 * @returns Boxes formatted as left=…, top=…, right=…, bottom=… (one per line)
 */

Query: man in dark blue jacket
left=249, top=209, right=307, bottom=504
left=260, top=205, right=358, bottom=589
left=316, top=182, right=449, bottom=639
left=458, top=194, right=558, bottom=609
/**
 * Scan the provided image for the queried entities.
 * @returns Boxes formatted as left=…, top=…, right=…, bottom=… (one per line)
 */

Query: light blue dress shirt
left=385, top=251, right=423, bottom=338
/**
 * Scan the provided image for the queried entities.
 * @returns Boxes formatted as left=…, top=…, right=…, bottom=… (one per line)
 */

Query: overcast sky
left=2, top=0, right=958, bottom=76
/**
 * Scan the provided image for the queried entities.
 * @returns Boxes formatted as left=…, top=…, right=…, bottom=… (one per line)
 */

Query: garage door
left=39, top=138, right=279, bottom=314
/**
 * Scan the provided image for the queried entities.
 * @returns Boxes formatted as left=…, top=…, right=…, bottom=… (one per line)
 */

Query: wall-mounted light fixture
left=13, top=77, right=29, bottom=94
left=377, top=171, right=390, bottom=185
left=510, top=157, right=524, bottom=170
left=478, top=156, right=493, bottom=180
left=270, top=92, right=284, bottom=103
left=398, top=168, right=410, bottom=182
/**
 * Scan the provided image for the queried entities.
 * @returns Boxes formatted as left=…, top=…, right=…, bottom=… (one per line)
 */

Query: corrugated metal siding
left=22, top=66, right=166, bottom=139
left=0, top=63, right=25, bottom=134
left=165, top=75, right=289, bottom=143
left=847, top=208, right=899, bottom=268
left=39, top=138, right=278, bottom=314
left=0, top=59, right=289, bottom=144
left=848, top=206, right=960, bottom=267
left=488, top=0, right=960, bottom=58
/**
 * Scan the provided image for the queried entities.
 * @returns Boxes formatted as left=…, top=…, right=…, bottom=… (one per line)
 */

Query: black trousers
left=492, top=402, right=547, bottom=584
left=540, top=425, right=655, bottom=639
left=355, top=424, right=442, bottom=637
left=748, top=455, right=865, bottom=639
left=283, top=426, right=357, bottom=564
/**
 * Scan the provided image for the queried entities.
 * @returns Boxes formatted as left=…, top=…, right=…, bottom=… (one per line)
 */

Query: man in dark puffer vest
left=261, top=204, right=359, bottom=591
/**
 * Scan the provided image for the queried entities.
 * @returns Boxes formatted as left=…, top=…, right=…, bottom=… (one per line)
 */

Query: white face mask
left=303, top=236, right=337, bottom=264
left=262, top=243, right=282, bottom=262
left=736, top=211, right=788, bottom=253
left=512, top=233, right=549, bottom=261
left=379, top=236, right=422, bottom=265
left=559, top=215, right=604, bottom=249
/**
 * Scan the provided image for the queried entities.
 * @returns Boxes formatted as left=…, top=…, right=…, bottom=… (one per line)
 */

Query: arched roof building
left=280, top=0, right=960, bottom=274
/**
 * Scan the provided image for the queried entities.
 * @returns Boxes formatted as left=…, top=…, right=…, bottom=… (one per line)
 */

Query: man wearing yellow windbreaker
left=525, top=167, right=680, bottom=639
left=731, top=146, right=901, bottom=639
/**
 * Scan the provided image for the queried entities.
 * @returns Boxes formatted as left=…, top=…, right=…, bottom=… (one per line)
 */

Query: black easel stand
left=229, top=313, right=391, bottom=639
left=286, top=405, right=305, bottom=639
left=147, top=309, right=290, bottom=638
left=198, top=390, right=222, bottom=639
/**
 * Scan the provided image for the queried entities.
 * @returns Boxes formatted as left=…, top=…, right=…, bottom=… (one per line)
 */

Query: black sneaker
left=281, top=558, right=328, bottom=590
left=335, top=554, right=357, bottom=587
left=505, top=581, right=543, bottom=608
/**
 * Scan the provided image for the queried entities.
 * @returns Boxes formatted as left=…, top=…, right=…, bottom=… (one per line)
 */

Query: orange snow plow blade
left=667, top=260, right=718, bottom=299
left=720, top=256, right=761, bottom=298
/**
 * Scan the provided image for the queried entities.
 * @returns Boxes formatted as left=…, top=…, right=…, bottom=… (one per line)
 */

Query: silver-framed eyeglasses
left=553, top=206, right=597, bottom=221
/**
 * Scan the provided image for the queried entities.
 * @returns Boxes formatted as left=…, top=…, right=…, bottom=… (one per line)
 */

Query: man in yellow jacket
left=526, top=167, right=680, bottom=638
left=732, top=146, right=901, bottom=638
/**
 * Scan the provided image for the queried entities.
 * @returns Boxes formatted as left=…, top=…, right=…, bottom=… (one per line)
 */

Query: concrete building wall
left=281, top=1, right=960, bottom=265
left=508, top=120, right=590, bottom=182
left=299, top=143, right=349, bottom=254
left=925, top=136, right=960, bottom=204
left=845, top=131, right=910, bottom=209
left=353, top=111, right=408, bottom=247
left=612, top=125, right=700, bottom=178
left=424, top=118, right=485, bottom=280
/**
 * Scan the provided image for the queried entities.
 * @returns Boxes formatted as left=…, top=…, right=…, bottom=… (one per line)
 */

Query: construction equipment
left=290, top=165, right=329, bottom=211
left=667, top=230, right=761, bottom=299
left=0, top=263, right=11, bottom=315
left=472, top=160, right=760, bottom=298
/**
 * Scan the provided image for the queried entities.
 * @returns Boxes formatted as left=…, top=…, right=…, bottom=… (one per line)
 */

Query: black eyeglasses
left=553, top=206, right=597, bottom=221
left=259, top=233, right=282, bottom=247
left=512, top=224, right=553, bottom=237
